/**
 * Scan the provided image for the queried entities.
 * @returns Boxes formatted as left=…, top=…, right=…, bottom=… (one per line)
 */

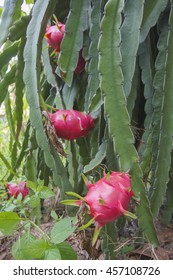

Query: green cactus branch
left=98, top=0, right=158, bottom=245
left=151, top=3, right=173, bottom=217
left=58, top=0, right=89, bottom=86
left=121, top=0, right=144, bottom=98
left=23, top=0, right=73, bottom=196
left=84, top=0, right=101, bottom=112
left=140, top=0, right=169, bottom=43
left=0, top=0, right=18, bottom=46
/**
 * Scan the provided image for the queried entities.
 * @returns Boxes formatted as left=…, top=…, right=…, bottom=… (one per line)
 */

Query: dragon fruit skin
left=104, top=171, right=133, bottom=194
left=74, top=50, right=85, bottom=74
left=45, top=23, right=65, bottom=52
left=47, top=109, right=95, bottom=140
left=7, top=181, right=29, bottom=199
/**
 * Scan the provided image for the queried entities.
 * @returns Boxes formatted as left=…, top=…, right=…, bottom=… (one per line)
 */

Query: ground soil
left=1, top=218, right=173, bottom=260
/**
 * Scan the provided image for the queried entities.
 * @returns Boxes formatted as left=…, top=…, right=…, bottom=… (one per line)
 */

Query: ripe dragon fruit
left=45, top=22, right=85, bottom=74
left=7, top=181, right=29, bottom=199
left=61, top=172, right=136, bottom=245
left=47, top=109, right=95, bottom=140
left=45, top=23, right=65, bottom=52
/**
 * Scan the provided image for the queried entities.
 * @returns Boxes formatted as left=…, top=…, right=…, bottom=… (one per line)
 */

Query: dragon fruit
left=47, top=109, right=95, bottom=140
left=74, top=49, right=85, bottom=74
left=61, top=172, right=136, bottom=245
left=45, top=23, right=65, bottom=52
left=7, top=181, right=29, bottom=199
left=84, top=172, right=134, bottom=226
left=45, top=22, right=85, bottom=74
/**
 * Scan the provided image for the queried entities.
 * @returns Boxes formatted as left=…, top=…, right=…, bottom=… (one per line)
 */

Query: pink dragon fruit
left=61, top=172, right=136, bottom=245
left=7, top=181, right=29, bottom=199
left=47, top=109, right=95, bottom=140
left=45, top=22, right=65, bottom=52
left=45, top=22, right=85, bottom=74
left=84, top=172, right=134, bottom=227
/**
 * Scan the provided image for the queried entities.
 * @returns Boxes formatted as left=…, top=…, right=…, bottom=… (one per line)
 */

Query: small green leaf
left=38, top=186, right=54, bottom=199
left=0, top=212, right=21, bottom=235
left=43, top=247, right=61, bottom=260
left=27, top=180, right=37, bottom=191
left=51, top=210, right=59, bottom=220
left=3, top=203, right=16, bottom=212
left=29, top=195, right=40, bottom=208
left=12, top=233, right=48, bottom=260
left=12, top=232, right=36, bottom=260
left=23, top=239, right=49, bottom=259
left=50, top=217, right=77, bottom=244
left=57, top=242, right=77, bottom=260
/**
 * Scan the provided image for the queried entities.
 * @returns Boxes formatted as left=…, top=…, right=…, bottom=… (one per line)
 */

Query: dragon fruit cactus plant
left=47, top=109, right=95, bottom=140
left=6, top=181, right=29, bottom=199
left=61, top=172, right=136, bottom=245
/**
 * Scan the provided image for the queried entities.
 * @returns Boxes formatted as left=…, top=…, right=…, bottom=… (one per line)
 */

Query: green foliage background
left=1, top=0, right=173, bottom=259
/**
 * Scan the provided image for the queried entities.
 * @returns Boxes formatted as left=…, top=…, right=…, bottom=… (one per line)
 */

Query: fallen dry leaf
left=129, top=244, right=169, bottom=260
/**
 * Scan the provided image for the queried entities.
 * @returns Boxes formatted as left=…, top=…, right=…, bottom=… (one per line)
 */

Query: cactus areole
left=47, top=109, right=95, bottom=140
left=6, top=181, right=29, bottom=199
left=61, top=172, right=136, bottom=245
